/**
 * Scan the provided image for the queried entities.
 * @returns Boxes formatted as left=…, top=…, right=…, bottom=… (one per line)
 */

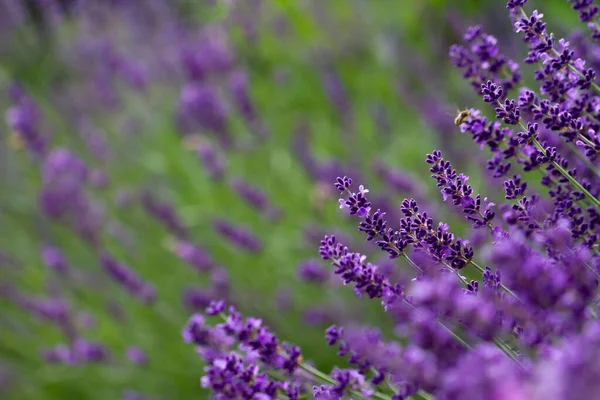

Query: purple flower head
left=303, top=308, right=334, bottom=326
left=42, top=148, right=88, bottom=184
left=79, top=122, right=109, bottom=162
left=212, top=218, right=262, bottom=253
left=297, top=259, right=329, bottom=284
left=126, top=347, right=148, bottom=366
left=229, top=178, right=281, bottom=221
left=177, top=83, right=230, bottom=148
left=181, top=27, right=233, bottom=81
left=210, top=267, right=230, bottom=295
left=319, top=235, right=402, bottom=303
left=182, top=287, right=214, bottom=311
left=170, top=239, right=213, bottom=272
left=99, top=253, right=156, bottom=305
left=197, top=139, right=227, bottom=180
left=39, top=149, right=89, bottom=219
left=5, top=87, right=47, bottom=155
left=43, top=339, right=109, bottom=365
left=16, top=295, right=71, bottom=326
left=450, top=26, right=521, bottom=94
left=427, top=150, right=495, bottom=228
left=441, top=343, right=525, bottom=400
left=337, top=183, right=371, bottom=218
left=73, top=339, right=110, bottom=363
left=228, top=68, right=256, bottom=123
left=141, top=192, right=188, bottom=239
left=529, top=322, right=600, bottom=400
left=328, top=368, right=373, bottom=398
left=41, top=246, right=69, bottom=274
left=183, top=304, right=304, bottom=381
left=206, top=300, right=226, bottom=316
left=42, top=344, right=76, bottom=365
left=325, top=325, right=344, bottom=346
left=507, top=0, right=528, bottom=9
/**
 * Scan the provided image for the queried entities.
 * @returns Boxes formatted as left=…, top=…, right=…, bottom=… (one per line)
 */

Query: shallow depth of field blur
left=0, top=0, right=586, bottom=399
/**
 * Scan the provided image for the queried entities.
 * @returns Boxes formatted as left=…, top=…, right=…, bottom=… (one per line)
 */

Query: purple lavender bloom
left=322, top=368, right=373, bottom=399
left=427, top=150, right=496, bottom=228
left=229, top=178, right=281, bottom=221
left=180, top=28, right=233, bottom=82
left=42, top=344, right=76, bottom=364
left=99, top=253, right=156, bottom=305
left=372, top=160, right=422, bottom=195
left=171, top=239, right=213, bottom=272
left=196, top=139, right=227, bottom=180
left=441, top=343, right=525, bottom=400
left=16, top=296, right=71, bottom=326
left=297, top=259, right=329, bottom=284
left=182, top=304, right=304, bottom=381
left=75, top=312, right=95, bottom=329
left=529, top=322, right=600, bottom=400
left=88, top=168, right=109, bottom=189
left=200, top=352, right=281, bottom=399
left=39, top=148, right=88, bottom=219
left=41, top=246, right=69, bottom=275
left=141, top=192, right=188, bottom=239
left=182, top=287, right=213, bottom=311
left=5, top=85, right=47, bottom=155
left=206, top=300, right=226, bottom=316
left=210, top=267, right=230, bottom=296
left=568, top=1, right=600, bottom=38
left=212, top=218, right=262, bottom=253
left=409, top=274, right=502, bottom=340
left=43, top=339, right=109, bottom=365
left=319, top=235, right=402, bottom=302
left=79, top=122, right=109, bottom=162
left=73, top=338, right=110, bottom=363
left=302, top=308, right=334, bottom=326
left=228, top=68, right=257, bottom=124
left=126, top=347, right=148, bottom=366
left=177, top=83, right=231, bottom=148
left=335, top=177, right=474, bottom=270
left=325, top=325, right=344, bottom=346
left=449, top=25, right=521, bottom=94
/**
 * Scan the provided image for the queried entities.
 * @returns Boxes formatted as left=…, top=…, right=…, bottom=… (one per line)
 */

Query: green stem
left=518, top=8, right=600, bottom=99
left=495, top=98, right=600, bottom=209
left=493, top=338, right=523, bottom=369
left=531, top=138, right=600, bottom=209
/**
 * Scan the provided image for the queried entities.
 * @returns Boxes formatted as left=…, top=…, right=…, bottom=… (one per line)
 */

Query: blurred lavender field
left=0, top=0, right=596, bottom=399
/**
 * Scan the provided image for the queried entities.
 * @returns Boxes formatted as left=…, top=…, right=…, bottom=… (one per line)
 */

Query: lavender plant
left=179, top=1, right=600, bottom=398
left=4, top=1, right=600, bottom=400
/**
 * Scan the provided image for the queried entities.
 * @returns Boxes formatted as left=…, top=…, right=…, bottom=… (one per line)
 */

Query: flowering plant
left=181, top=1, right=600, bottom=399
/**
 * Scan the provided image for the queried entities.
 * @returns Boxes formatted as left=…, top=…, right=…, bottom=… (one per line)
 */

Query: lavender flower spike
left=99, top=253, right=156, bottom=305
left=212, top=218, right=263, bottom=253
left=426, top=150, right=496, bottom=228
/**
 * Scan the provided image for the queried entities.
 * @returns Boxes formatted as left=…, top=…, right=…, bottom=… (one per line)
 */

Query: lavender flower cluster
left=4, top=1, right=600, bottom=399
left=184, top=1, right=600, bottom=399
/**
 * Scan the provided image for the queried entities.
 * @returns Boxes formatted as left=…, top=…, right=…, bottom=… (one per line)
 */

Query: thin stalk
left=531, top=137, right=600, bottom=209
left=518, top=8, right=600, bottom=100
left=493, top=338, right=523, bottom=369
left=495, top=99, right=600, bottom=209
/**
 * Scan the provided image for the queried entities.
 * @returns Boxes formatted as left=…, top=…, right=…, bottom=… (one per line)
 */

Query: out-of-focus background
left=0, top=0, right=587, bottom=398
